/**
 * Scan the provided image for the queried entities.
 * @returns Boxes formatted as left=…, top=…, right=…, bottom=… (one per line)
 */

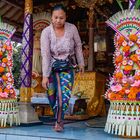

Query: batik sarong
left=47, top=69, right=74, bottom=122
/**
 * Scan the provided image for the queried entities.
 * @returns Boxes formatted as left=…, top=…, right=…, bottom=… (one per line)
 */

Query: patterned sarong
left=47, top=69, right=74, bottom=122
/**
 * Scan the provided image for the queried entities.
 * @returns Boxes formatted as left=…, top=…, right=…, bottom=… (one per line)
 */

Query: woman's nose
left=56, top=18, right=60, bottom=22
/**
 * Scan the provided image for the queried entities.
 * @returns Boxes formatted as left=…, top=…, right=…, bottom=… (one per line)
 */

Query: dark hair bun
left=52, top=4, right=67, bottom=13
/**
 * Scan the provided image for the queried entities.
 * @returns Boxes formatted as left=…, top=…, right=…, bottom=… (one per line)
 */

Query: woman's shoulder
left=65, top=22, right=77, bottom=30
left=41, top=25, right=51, bottom=34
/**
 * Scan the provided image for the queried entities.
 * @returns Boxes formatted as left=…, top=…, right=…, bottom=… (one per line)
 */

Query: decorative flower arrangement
left=106, top=34, right=140, bottom=101
left=0, top=41, right=16, bottom=99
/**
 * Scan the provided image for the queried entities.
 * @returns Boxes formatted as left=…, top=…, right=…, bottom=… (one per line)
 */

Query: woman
left=41, top=4, right=84, bottom=132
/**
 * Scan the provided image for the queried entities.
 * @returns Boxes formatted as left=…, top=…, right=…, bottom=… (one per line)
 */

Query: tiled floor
left=0, top=119, right=137, bottom=140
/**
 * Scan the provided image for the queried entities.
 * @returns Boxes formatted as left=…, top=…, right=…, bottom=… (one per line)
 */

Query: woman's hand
left=79, top=65, right=85, bottom=74
left=42, top=77, right=49, bottom=90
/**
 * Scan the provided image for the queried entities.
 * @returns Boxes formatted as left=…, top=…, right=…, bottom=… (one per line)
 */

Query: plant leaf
left=116, top=0, right=124, bottom=10
left=135, top=0, right=140, bottom=9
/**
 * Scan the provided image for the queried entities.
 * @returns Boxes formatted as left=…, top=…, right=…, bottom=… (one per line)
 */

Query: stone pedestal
left=19, top=102, right=42, bottom=125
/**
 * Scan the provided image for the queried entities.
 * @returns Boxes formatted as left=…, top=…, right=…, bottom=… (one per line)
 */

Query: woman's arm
left=73, top=25, right=85, bottom=72
left=40, top=28, right=51, bottom=78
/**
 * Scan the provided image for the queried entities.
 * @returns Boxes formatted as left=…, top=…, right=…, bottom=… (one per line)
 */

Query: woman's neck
left=53, top=24, right=65, bottom=38
left=54, top=25, right=64, bottom=31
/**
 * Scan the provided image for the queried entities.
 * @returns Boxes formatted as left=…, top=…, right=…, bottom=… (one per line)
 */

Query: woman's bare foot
left=53, top=122, right=63, bottom=132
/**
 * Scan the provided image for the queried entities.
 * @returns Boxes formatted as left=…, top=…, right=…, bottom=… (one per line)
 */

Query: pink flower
left=137, top=39, right=140, bottom=44
left=10, top=89, right=14, bottom=94
left=6, top=73, right=11, bottom=77
left=136, top=49, right=140, bottom=55
left=128, top=41, right=134, bottom=46
left=111, top=84, right=122, bottom=92
left=8, top=78, right=12, bottom=82
left=115, top=51, right=121, bottom=56
left=131, top=80, right=140, bottom=87
left=128, top=76, right=134, bottom=84
left=122, top=78, right=127, bottom=83
left=128, top=60, right=133, bottom=66
left=2, top=63, right=6, bottom=67
left=0, top=92, right=8, bottom=98
left=122, top=60, right=127, bottom=66
left=125, top=89, right=130, bottom=94
left=122, top=41, right=127, bottom=46
left=2, top=48, right=5, bottom=52
left=6, top=85, right=12, bottom=89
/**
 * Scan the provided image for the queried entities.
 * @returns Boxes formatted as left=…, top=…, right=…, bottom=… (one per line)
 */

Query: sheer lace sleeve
left=40, top=28, right=51, bottom=77
left=73, top=25, right=85, bottom=66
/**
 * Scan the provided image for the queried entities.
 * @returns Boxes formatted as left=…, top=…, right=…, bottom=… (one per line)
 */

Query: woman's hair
left=51, top=4, right=67, bottom=14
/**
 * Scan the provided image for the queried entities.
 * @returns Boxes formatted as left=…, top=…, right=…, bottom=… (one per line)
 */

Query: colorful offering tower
left=104, top=0, right=140, bottom=137
left=0, top=22, right=20, bottom=127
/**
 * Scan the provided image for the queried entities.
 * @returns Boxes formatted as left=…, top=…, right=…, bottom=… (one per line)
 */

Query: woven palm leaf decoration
left=33, top=12, right=51, bottom=31
left=105, top=0, right=140, bottom=137
left=0, top=21, right=20, bottom=127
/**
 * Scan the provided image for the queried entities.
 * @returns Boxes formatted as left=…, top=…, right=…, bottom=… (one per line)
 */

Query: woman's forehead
left=52, top=9, right=66, bottom=16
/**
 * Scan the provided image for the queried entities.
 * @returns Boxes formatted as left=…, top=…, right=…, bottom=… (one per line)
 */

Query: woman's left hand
left=79, top=65, right=85, bottom=73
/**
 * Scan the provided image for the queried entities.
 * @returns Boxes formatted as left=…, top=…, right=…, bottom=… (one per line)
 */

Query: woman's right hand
left=42, top=77, right=49, bottom=90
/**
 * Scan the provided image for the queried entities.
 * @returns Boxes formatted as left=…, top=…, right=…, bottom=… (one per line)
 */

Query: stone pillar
left=88, top=7, right=95, bottom=71
left=19, top=0, right=40, bottom=125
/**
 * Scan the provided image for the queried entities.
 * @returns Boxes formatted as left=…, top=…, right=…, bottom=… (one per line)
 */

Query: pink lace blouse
left=41, top=22, right=84, bottom=77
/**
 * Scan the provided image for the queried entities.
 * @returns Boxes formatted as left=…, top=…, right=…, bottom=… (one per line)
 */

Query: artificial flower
left=2, top=63, right=6, bottom=67
left=122, top=45, right=130, bottom=52
left=0, top=51, right=3, bottom=57
left=137, top=39, right=140, bottom=44
left=134, top=75, right=140, bottom=80
left=128, top=60, right=133, bottom=66
left=130, top=54, right=138, bottom=62
left=8, top=78, right=12, bottom=82
left=124, top=65, right=133, bottom=71
left=125, top=89, right=130, bottom=94
left=124, top=51, right=130, bottom=57
left=138, top=56, right=140, bottom=60
left=6, top=73, right=11, bottom=77
left=131, top=80, right=140, bottom=87
left=129, top=34, right=138, bottom=42
left=111, top=84, right=122, bottom=92
left=119, top=88, right=126, bottom=95
left=128, top=76, right=134, bottom=84
left=10, top=89, right=14, bottom=94
left=123, top=70, right=130, bottom=75
left=4, top=88, right=10, bottom=93
left=0, top=92, right=8, bottom=98
left=6, top=45, right=12, bottom=51
left=122, top=41, right=127, bottom=46
left=108, top=92, right=117, bottom=100
left=122, top=78, right=127, bottom=83
left=115, top=51, right=121, bottom=56
left=2, top=75, right=8, bottom=81
left=3, top=44, right=7, bottom=49
left=114, top=72, right=123, bottom=79
left=136, top=49, right=140, bottom=55
left=128, top=41, right=134, bottom=46
left=128, top=93, right=136, bottom=99
left=0, top=88, right=2, bottom=92
left=122, top=60, right=127, bottom=66
left=115, top=55, right=123, bottom=64
left=2, top=58, right=8, bottom=63
left=118, top=36, right=125, bottom=45
left=2, top=47, right=6, bottom=52
left=6, top=85, right=12, bottom=89
left=123, top=83, right=129, bottom=88
left=0, top=67, right=4, bottom=73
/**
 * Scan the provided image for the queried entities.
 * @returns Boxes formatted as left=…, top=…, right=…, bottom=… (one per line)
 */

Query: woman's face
left=51, top=9, right=66, bottom=28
